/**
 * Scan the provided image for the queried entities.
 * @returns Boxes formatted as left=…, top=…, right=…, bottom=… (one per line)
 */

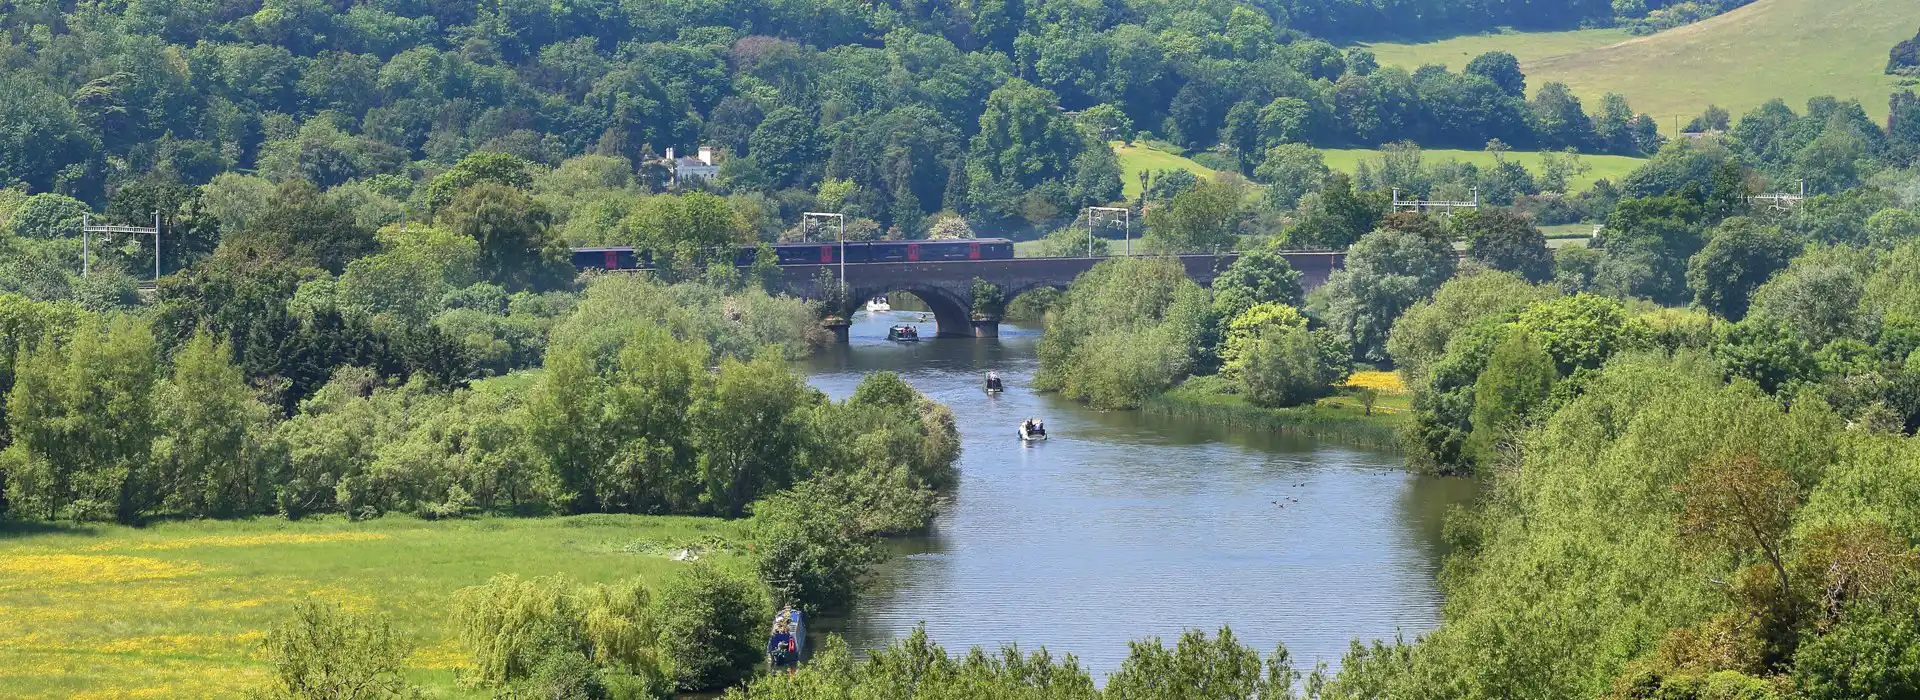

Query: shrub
left=1241, top=325, right=1350, bottom=408
left=256, top=601, right=418, bottom=700
left=654, top=565, right=764, bottom=692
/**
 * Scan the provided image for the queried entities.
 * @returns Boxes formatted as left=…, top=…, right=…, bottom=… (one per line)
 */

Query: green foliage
left=1, top=314, right=160, bottom=523
left=1515, top=293, right=1647, bottom=375
left=452, top=574, right=667, bottom=697
left=751, top=480, right=883, bottom=614
left=1241, top=325, right=1351, bottom=409
left=1310, top=227, right=1457, bottom=364
left=1143, top=178, right=1247, bottom=253
left=1220, top=303, right=1307, bottom=380
left=1210, top=248, right=1305, bottom=322
left=1455, top=208, right=1552, bottom=282
left=153, top=332, right=279, bottom=518
left=225, top=180, right=378, bottom=274
left=654, top=564, right=764, bottom=692
left=441, top=183, right=572, bottom=291
left=1464, top=331, right=1556, bottom=464
left=255, top=601, right=418, bottom=700
left=1035, top=257, right=1211, bottom=409
left=423, top=152, right=537, bottom=214
left=7, top=193, right=88, bottom=240
left=1748, top=246, right=1869, bottom=348
left=971, top=277, right=1006, bottom=319
left=1687, top=217, right=1801, bottom=321
left=1253, top=144, right=1330, bottom=210
left=1387, top=269, right=1556, bottom=390
left=624, top=192, right=750, bottom=278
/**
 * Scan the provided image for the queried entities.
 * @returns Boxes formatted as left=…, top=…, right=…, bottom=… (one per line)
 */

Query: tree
left=970, top=278, right=1004, bottom=319
left=1243, top=324, right=1350, bottom=408
left=256, top=601, right=418, bottom=700
left=154, top=332, right=277, bottom=518
left=1456, top=209, right=1552, bottom=282
left=1211, top=248, right=1305, bottom=321
left=0, top=73, right=96, bottom=195
left=1464, top=331, right=1556, bottom=464
left=1283, top=173, right=1386, bottom=249
left=1749, top=247, right=1867, bottom=348
left=1686, top=217, right=1799, bottom=321
left=926, top=215, right=974, bottom=240
left=1144, top=178, right=1247, bottom=253
left=749, top=106, right=819, bottom=188
left=1310, top=227, right=1457, bottom=364
left=1465, top=51, right=1525, bottom=97
left=452, top=574, right=666, bottom=696
left=1529, top=83, right=1595, bottom=149
left=624, top=192, right=749, bottom=278
left=1, top=315, right=160, bottom=523
left=422, top=152, right=538, bottom=214
left=441, top=183, right=570, bottom=291
left=1035, top=257, right=1212, bottom=409
left=1387, top=270, right=1556, bottom=390
left=224, top=180, right=377, bottom=274
left=752, top=480, right=882, bottom=614
left=1252, top=144, right=1329, bottom=209
left=1676, top=452, right=1801, bottom=631
left=654, top=564, right=764, bottom=692
left=7, top=193, right=89, bottom=240
left=967, top=80, right=1083, bottom=220
left=691, top=352, right=817, bottom=517
left=1220, top=302, right=1308, bottom=379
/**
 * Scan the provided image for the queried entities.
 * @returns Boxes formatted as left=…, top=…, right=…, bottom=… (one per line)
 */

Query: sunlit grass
left=1361, top=0, right=1919, bottom=131
left=0, top=515, right=748, bottom=698
left=1317, top=148, right=1645, bottom=193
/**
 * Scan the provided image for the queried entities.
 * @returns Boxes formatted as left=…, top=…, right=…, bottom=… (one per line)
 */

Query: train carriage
left=571, top=238, right=1015, bottom=271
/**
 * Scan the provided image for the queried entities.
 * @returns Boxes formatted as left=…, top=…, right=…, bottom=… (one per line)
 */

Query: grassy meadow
left=1362, top=0, right=1920, bottom=131
left=1317, top=147, right=1646, bottom=192
left=0, top=515, right=748, bottom=699
left=1146, top=374, right=1409, bottom=450
left=1111, top=141, right=1227, bottom=199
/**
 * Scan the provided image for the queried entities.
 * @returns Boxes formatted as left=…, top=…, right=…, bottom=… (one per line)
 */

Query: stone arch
left=846, top=284, right=975, bottom=338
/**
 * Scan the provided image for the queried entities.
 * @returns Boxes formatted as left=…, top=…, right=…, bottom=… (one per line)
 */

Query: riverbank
left=1144, top=375, right=1408, bottom=451
left=0, top=514, right=749, bottom=698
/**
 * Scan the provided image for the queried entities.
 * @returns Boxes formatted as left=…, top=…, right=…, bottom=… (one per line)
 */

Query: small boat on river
left=866, top=296, right=891, bottom=313
left=1018, top=419, right=1048, bottom=442
left=985, top=373, right=1004, bottom=395
left=887, top=325, right=920, bottom=342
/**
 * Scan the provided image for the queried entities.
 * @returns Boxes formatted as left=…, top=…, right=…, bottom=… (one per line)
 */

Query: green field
left=1359, top=27, right=1634, bottom=72
left=1111, top=141, right=1227, bottom=199
left=0, top=515, right=747, bottom=699
left=1318, top=148, right=1646, bottom=192
left=1363, top=0, right=1920, bottom=132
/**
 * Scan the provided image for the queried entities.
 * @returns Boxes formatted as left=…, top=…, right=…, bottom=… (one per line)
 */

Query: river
left=801, top=309, right=1476, bottom=677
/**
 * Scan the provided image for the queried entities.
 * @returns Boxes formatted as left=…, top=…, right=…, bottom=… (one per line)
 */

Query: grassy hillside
left=1360, top=28, right=1633, bottom=71
left=1318, top=148, right=1646, bottom=192
left=1112, top=142, right=1228, bottom=199
left=1365, top=0, right=1919, bottom=132
left=0, top=516, right=747, bottom=699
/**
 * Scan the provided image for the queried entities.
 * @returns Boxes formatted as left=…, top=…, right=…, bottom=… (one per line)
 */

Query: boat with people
left=887, top=325, right=920, bottom=342
left=985, top=372, right=1004, bottom=395
left=1018, top=417, right=1048, bottom=442
left=866, top=296, right=891, bottom=313
left=768, top=605, right=804, bottom=673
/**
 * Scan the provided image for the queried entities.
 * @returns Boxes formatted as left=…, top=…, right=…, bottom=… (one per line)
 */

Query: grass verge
left=1145, top=375, right=1407, bottom=451
left=0, top=514, right=748, bottom=699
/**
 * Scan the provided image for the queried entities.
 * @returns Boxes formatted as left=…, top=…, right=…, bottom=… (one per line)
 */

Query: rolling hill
left=1363, top=0, right=1920, bottom=132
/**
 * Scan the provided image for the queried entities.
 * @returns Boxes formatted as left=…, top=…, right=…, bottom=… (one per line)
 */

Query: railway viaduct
left=775, top=252, right=1347, bottom=340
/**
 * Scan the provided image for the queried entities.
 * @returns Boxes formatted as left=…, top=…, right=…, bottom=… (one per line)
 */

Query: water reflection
left=802, top=311, right=1472, bottom=676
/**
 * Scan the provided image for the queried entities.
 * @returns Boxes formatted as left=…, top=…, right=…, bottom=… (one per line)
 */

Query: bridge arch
left=847, top=284, right=975, bottom=338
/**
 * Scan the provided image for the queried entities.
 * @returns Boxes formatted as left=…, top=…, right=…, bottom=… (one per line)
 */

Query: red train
left=570, top=239, right=1017, bottom=271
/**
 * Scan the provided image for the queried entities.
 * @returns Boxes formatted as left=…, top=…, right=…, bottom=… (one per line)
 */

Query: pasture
left=0, top=515, right=746, bottom=698
left=1362, top=0, right=1919, bottom=131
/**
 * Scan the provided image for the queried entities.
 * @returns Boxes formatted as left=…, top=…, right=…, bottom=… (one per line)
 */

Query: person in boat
left=1035, top=420, right=1046, bottom=436
left=768, top=617, right=797, bottom=671
left=1021, top=418, right=1033, bottom=435
left=987, top=372, right=1002, bottom=391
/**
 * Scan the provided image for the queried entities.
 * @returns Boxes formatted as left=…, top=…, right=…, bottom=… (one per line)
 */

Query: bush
left=654, top=565, right=764, bottom=692
left=1241, top=325, right=1350, bottom=408
left=752, top=480, right=883, bottom=614
left=255, top=601, right=418, bottom=700
left=452, top=574, right=665, bottom=696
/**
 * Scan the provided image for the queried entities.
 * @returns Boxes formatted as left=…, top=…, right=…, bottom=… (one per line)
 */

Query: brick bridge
left=777, top=253, right=1346, bottom=340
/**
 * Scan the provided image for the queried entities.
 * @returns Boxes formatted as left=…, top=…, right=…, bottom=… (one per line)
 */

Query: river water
left=801, top=310, right=1475, bottom=677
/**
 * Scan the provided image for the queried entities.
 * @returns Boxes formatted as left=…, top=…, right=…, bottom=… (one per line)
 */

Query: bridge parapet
left=779, top=252, right=1345, bottom=341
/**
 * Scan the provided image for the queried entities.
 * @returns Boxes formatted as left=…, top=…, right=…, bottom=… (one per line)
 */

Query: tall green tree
left=1686, top=217, right=1800, bottom=321
left=154, top=332, right=278, bottom=518
left=1310, top=227, right=1458, bottom=364
left=1, top=315, right=160, bottom=522
left=441, top=183, right=570, bottom=291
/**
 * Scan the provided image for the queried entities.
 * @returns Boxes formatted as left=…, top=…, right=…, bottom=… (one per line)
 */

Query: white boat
left=866, top=296, right=891, bottom=313
left=1018, top=424, right=1048, bottom=442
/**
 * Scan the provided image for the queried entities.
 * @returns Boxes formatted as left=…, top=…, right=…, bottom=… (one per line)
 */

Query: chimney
left=665, top=147, right=675, bottom=163
left=698, top=147, right=713, bottom=166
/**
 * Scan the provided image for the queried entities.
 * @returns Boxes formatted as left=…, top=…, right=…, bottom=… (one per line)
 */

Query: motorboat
left=985, top=375, right=1004, bottom=395
left=887, top=325, right=920, bottom=342
left=866, top=296, right=891, bottom=313
left=1018, top=422, right=1049, bottom=442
